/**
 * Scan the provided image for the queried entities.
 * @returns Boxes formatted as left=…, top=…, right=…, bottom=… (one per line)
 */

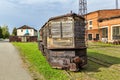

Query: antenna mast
left=79, top=0, right=87, bottom=16
left=116, top=0, right=118, bottom=9
left=79, top=0, right=88, bottom=46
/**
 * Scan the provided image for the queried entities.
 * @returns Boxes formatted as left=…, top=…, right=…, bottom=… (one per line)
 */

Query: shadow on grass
left=80, top=51, right=120, bottom=72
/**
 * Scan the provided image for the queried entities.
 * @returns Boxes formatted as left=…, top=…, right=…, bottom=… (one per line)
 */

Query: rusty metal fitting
left=73, top=56, right=82, bottom=64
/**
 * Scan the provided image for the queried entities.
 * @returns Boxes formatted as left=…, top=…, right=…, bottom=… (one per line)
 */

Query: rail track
left=65, top=68, right=96, bottom=80
left=64, top=70, right=73, bottom=80
left=65, top=56, right=120, bottom=80
left=88, top=56, right=120, bottom=71
left=65, top=70, right=97, bottom=80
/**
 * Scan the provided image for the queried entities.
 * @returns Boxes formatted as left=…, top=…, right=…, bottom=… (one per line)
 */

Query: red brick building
left=86, top=9, right=120, bottom=43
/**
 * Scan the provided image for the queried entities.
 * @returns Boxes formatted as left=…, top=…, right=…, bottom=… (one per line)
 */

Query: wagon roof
left=39, top=13, right=84, bottom=30
left=39, top=13, right=85, bottom=31
left=49, top=13, right=84, bottom=21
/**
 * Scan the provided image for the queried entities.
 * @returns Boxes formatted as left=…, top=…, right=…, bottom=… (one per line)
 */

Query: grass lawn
left=77, top=42, right=120, bottom=80
left=12, top=42, right=120, bottom=80
left=88, top=42, right=120, bottom=65
left=72, top=60, right=120, bottom=80
left=12, top=42, right=69, bottom=80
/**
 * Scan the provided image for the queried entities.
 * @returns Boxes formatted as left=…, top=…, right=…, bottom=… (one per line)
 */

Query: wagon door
left=48, top=21, right=74, bottom=48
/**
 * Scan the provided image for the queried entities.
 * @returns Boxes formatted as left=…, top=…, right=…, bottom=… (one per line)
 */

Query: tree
left=2, top=25, right=10, bottom=39
left=0, top=26, right=3, bottom=38
left=12, top=27, right=17, bottom=36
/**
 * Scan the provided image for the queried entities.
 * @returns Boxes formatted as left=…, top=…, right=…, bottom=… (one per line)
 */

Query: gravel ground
left=0, top=41, right=33, bottom=80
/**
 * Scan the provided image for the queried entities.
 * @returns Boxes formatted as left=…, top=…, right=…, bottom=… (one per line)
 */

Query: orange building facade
left=86, top=9, right=120, bottom=43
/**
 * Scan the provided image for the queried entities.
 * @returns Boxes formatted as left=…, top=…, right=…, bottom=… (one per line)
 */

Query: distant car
left=4, top=39, right=9, bottom=42
left=0, top=39, right=9, bottom=42
left=0, top=38, right=3, bottom=41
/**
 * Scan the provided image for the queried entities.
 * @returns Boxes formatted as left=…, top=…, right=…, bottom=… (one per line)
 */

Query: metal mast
left=116, top=0, right=118, bottom=9
left=79, top=0, right=87, bottom=16
left=79, top=0, right=88, bottom=46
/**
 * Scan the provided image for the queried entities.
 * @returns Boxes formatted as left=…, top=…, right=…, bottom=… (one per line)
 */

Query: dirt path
left=0, top=41, right=33, bottom=80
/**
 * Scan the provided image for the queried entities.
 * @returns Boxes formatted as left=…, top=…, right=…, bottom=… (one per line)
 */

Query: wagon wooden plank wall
left=38, top=13, right=87, bottom=71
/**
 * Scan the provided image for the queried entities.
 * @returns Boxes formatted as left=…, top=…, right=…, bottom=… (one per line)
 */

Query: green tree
left=2, top=25, right=10, bottom=39
left=12, top=27, right=17, bottom=36
left=0, top=26, right=3, bottom=38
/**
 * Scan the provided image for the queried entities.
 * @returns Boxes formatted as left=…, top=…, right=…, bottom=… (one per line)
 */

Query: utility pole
left=79, top=0, right=87, bottom=16
left=116, top=0, right=118, bottom=9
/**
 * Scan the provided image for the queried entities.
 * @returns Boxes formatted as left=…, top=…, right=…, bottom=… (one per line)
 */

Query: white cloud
left=0, top=1, right=16, bottom=14
left=0, top=0, right=119, bottom=33
left=87, top=0, right=118, bottom=12
left=8, top=0, right=70, bottom=5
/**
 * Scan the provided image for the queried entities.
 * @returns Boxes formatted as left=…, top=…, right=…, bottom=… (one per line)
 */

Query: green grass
left=85, top=61, right=120, bottom=80
left=12, top=42, right=69, bottom=80
left=81, top=42, right=120, bottom=80
left=70, top=60, right=120, bottom=80
left=12, top=42, right=120, bottom=80
left=87, top=42, right=120, bottom=65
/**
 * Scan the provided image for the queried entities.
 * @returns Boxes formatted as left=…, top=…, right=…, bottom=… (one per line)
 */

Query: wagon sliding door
left=61, top=21, right=74, bottom=48
left=48, top=21, right=74, bottom=48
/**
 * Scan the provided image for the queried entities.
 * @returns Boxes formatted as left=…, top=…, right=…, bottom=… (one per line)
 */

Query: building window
left=88, top=20, right=93, bottom=30
left=96, top=34, right=99, bottom=40
left=102, top=28, right=108, bottom=38
left=89, top=21, right=93, bottom=25
left=112, top=26, right=120, bottom=40
left=21, top=29, right=23, bottom=32
left=89, top=27, right=92, bottom=30
left=88, top=34, right=92, bottom=40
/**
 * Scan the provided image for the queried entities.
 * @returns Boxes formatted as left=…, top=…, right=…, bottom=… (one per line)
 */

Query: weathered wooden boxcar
left=38, top=13, right=87, bottom=71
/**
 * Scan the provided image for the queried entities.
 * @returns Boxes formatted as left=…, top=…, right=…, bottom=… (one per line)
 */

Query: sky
left=0, top=0, right=119, bottom=33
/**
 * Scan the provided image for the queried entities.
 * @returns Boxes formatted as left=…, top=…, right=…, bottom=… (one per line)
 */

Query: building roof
left=98, top=15, right=120, bottom=22
left=86, top=9, right=120, bottom=15
left=86, top=9, right=120, bottom=22
left=17, top=25, right=37, bottom=31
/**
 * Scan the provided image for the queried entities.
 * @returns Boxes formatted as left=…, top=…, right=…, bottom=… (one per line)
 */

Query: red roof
left=17, top=25, right=37, bottom=31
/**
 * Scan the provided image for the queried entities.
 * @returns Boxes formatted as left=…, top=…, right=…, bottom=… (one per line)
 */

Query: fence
left=9, top=36, right=37, bottom=42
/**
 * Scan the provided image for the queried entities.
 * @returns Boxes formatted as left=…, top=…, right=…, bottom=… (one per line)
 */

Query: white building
left=17, top=25, right=37, bottom=36
left=17, top=25, right=37, bottom=42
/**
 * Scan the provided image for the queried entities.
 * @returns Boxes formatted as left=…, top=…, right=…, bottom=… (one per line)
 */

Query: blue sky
left=0, top=0, right=119, bottom=33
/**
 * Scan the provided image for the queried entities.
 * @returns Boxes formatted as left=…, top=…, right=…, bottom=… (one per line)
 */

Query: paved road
left=0, top=41, right=33, bottom=80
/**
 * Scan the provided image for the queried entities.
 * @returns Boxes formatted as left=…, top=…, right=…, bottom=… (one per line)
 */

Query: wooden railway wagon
left=38, top=13, right=87, bottom=71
